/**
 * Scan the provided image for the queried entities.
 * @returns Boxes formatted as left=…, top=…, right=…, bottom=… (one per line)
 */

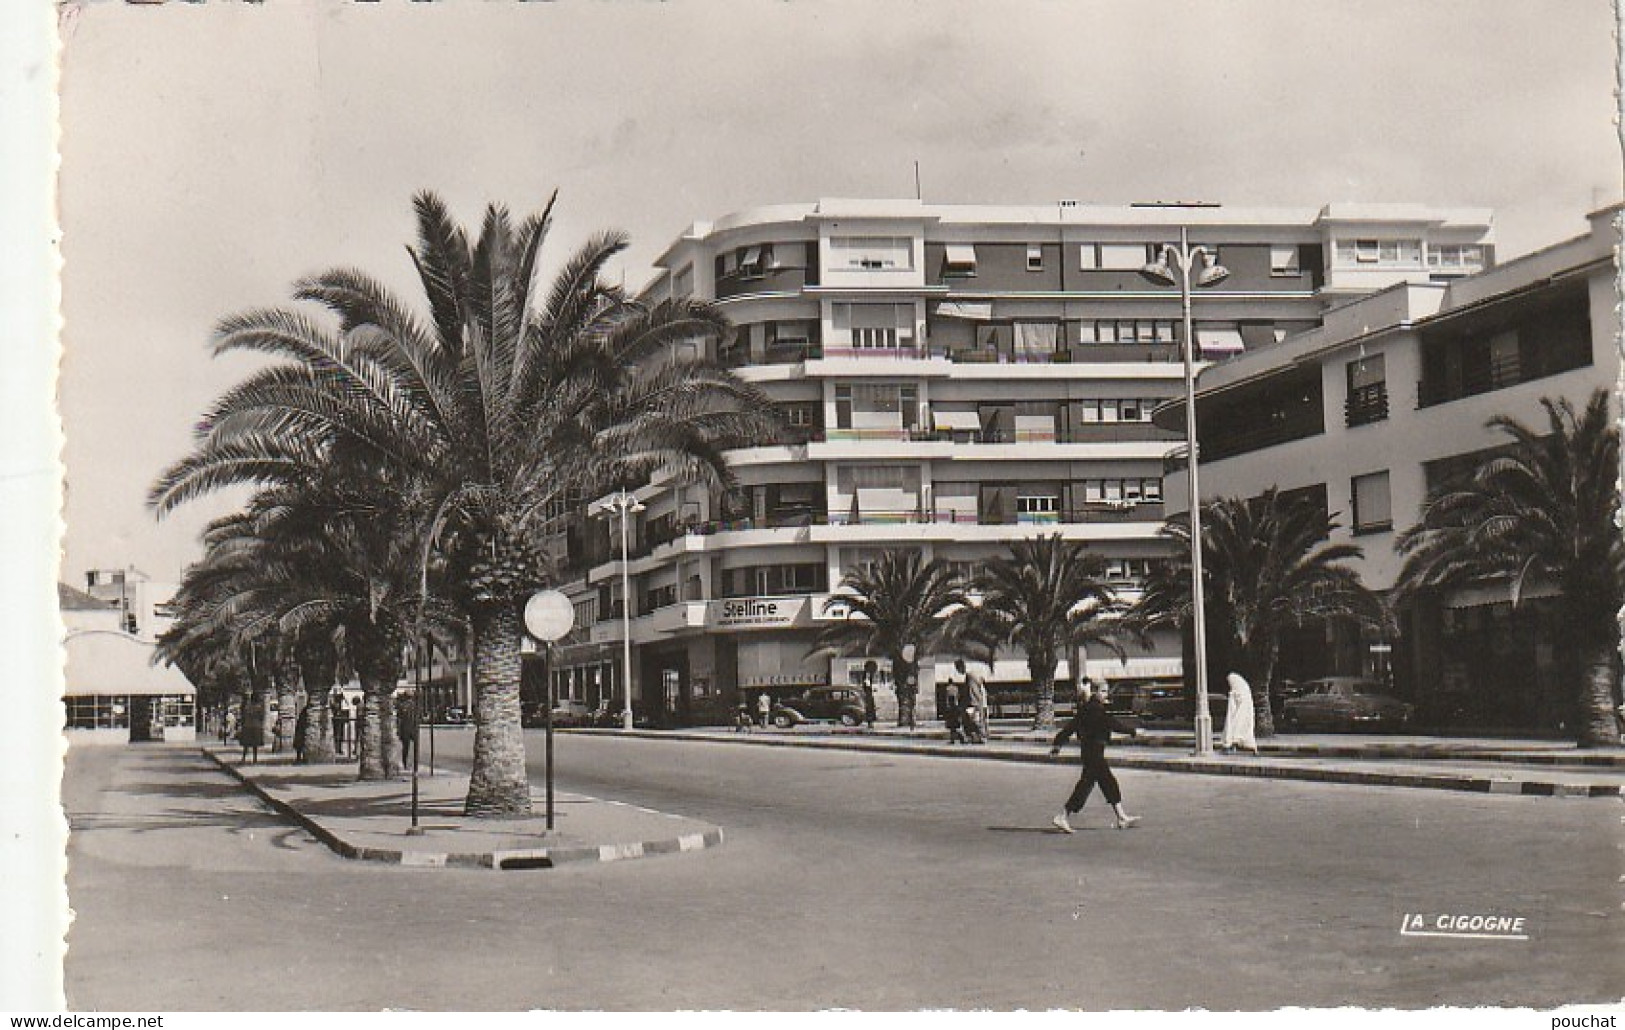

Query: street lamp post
left=1143, top=227, right=1228, bottom=758
left=593, top=489, right=645, bottom=731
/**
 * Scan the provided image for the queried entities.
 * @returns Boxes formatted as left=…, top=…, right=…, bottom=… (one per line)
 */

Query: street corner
left=200, top=746, right=726, bottom=871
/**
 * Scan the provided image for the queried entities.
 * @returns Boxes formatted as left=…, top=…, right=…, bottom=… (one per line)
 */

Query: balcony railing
left=1417, top=354, right=1524, bottom=409
left=1344, top=383, right=1390, bottom=427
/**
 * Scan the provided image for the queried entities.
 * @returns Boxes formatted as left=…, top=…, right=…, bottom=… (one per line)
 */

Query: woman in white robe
left=1222, top=671, right=1258, bottom=753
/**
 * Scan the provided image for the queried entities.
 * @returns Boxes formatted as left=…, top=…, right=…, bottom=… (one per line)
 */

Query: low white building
left=60, top=580, right=196, bottom=745
left=1157, top=206, right=1619, bottom=734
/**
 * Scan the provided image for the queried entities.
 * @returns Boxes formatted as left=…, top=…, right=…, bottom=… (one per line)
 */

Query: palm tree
left=949, top=535, right=1124, bottom=730
left=815, top=549, right=970, bottom=727
left=156, top=527, right=291, bottom=758
left=1130, top=488, right=1385, bottom=737
left=1396, top=390, right=1623, bottom=747
left=151, top=191, right=776, bottom=814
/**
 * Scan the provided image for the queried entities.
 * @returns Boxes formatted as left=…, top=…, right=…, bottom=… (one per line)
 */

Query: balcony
left=1417, top=354, right=1523, bottom=409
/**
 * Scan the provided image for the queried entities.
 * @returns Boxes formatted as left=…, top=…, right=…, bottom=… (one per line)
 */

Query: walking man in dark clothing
left=397, top=691, right=418, bottom=769
left=1049, top=679, right=1140, bottom=832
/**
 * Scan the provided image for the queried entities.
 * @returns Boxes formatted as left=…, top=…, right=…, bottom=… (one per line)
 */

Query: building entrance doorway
left=128, top=696, right=158, bottom=742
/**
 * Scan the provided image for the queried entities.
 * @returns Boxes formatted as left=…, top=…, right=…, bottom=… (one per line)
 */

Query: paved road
left=65, top=733, right=1621, bottom=1010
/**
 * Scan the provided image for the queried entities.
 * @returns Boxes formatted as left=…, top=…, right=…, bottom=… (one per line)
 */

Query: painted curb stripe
left=200, top=749, right=725, bottom=870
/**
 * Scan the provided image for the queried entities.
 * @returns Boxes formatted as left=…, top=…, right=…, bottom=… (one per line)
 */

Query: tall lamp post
left=1142, top=227, right=1228, bottom=758
left=593, top=489, right=644, bottom=731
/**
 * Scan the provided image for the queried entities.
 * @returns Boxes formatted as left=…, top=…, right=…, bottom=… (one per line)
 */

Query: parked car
left=525, top=699, right=593, bottom=728
left=770, top=688, right=867, bottom=728
left=1135, top=681, right=1228, bottom=726
left=1279, top=677, right=1413, bottom=732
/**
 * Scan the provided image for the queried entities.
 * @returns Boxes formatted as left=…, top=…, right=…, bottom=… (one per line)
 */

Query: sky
left=50, top=0, right=1624, bottom=586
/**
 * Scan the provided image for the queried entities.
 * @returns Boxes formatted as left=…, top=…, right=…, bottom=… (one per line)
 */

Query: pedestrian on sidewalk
left=398, top=691, right=418, bottom=769
left=1222, top=672, right=1259, bottom=754
left=1049, top=679, right=1140, bottom=833
left=896, top=669, right=918, bottom=729
left=955, top=658, right=987, bottom=744
left=237, top=705, right=265, bottom=765
left=734, top=700, right=753, bottom=733
left=293, top=703, right=309, bottom=763
left=757, top=692, right=772, bottom=729
left=332, top=694, right=351, bottom=759
left=943, top=685, right=965, bottom=744
left=859, top=660, right=879, bottom=731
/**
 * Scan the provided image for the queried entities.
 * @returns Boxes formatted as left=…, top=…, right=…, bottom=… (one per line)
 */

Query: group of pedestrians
left=943, top=658, right=988, bottom=744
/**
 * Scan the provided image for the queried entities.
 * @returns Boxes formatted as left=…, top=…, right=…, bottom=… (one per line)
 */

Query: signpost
left=524, top=589, right=575, bottom=831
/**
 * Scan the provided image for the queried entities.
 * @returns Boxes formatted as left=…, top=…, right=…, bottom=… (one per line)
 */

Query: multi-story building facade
left=548, top=198, right=1495, bottom=726
left=1157, top=205, right=1617, bottom=735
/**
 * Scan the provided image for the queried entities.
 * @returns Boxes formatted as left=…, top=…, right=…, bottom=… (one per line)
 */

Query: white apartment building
left=1157, top=206, right=1617, bottom=735
left=547, top=198, right=1496, bottom=726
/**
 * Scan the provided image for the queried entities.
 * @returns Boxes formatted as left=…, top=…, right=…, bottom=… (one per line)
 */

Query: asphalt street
left=64, top=732, right=1622, bottom=1011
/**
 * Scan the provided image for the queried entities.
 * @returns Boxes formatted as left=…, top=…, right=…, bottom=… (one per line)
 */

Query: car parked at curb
left=770, top=688, right=867, bottom=728
left=1279, top=677, right=1413, bottom=732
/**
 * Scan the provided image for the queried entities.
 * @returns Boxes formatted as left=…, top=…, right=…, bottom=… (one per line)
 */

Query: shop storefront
left=63, top=630, right=196, bottom=745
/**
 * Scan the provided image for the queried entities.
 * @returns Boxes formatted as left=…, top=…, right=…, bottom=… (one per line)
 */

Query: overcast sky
left=54, top=0, right=1622, bottom=584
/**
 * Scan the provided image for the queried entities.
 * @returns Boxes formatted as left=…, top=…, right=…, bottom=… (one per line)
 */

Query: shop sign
left=712, top=596, right=808, bottom=629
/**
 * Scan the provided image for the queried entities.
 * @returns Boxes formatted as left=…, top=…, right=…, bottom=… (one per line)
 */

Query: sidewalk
left=597, top=725, right=1625, bottom=798
left=202, top=747, right=723, bottom=870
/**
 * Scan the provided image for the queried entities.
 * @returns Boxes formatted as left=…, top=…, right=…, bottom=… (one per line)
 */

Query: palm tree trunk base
left=464, top=780, right=533, bottom=818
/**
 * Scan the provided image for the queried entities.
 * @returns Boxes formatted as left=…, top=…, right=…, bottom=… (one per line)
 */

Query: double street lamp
left=1142, top=227, right=1228, bottom=758
left=592, top=489, right=644, bottom=731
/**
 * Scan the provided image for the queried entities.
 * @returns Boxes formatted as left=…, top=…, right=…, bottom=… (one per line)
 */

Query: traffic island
left=202, top=747, right=724, bottom=869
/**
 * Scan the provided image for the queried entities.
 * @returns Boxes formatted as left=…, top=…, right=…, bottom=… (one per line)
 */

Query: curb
left=597, top=730, right=1625, bottom=798
left=202, top=750, right=725, bottom=869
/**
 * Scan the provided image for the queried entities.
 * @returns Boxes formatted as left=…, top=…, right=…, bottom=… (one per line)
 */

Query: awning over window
left=739, top=246, right=762, bottom=267
left=933, top=409, right=982, bottom=431
left=943, top=244, right=978, bottom=273
left=934, top=300, right=993, bottom=321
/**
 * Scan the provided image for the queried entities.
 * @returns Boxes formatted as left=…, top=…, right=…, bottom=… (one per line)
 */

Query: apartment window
left=737, top=245, right=765, bottom=278
left=1016, top=494, right=1060, bottom=523
left=834, top=302, right=914, bottom=349
left=1269, top=245, right=1302, bottom=275
left=832, top=236, right=913, bottom=270
left=1026, top=244, right=1044, bottom=272
left=943, top=243, right=978, bottom=277
left=1351, top=471, right=1392, bottom=534
left=1084, top=319, right=1176, bottom=345
left=1427, top=243, right=1486, bottom=270
left=849, top=465, right=913, bottom=490
left=1345, top=354, right=1388, bottom=427
left=1337, top=239, right=1422, bottom=267
left=672, top=264, right=693, bottom=298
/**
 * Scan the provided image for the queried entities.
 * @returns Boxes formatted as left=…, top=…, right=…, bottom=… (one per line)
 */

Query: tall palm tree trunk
left=1577, top=642, right=1621, bottom=747
left=1030, top=652, right=1058, bottom=731
left=304, top=686, right=335, bottom=764
left=466, top=602, right=531, bottom=816
left=1253, top=643, right=1279, bottom=738
left=274, top=657, right=298, bottom=754
left=295, top=644, right=338, bottom=763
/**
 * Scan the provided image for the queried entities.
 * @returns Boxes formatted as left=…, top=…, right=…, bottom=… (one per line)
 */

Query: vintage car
left=769, top=688, right=867, bottom=728
left=1279, top=677, right=1414, bottom=732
